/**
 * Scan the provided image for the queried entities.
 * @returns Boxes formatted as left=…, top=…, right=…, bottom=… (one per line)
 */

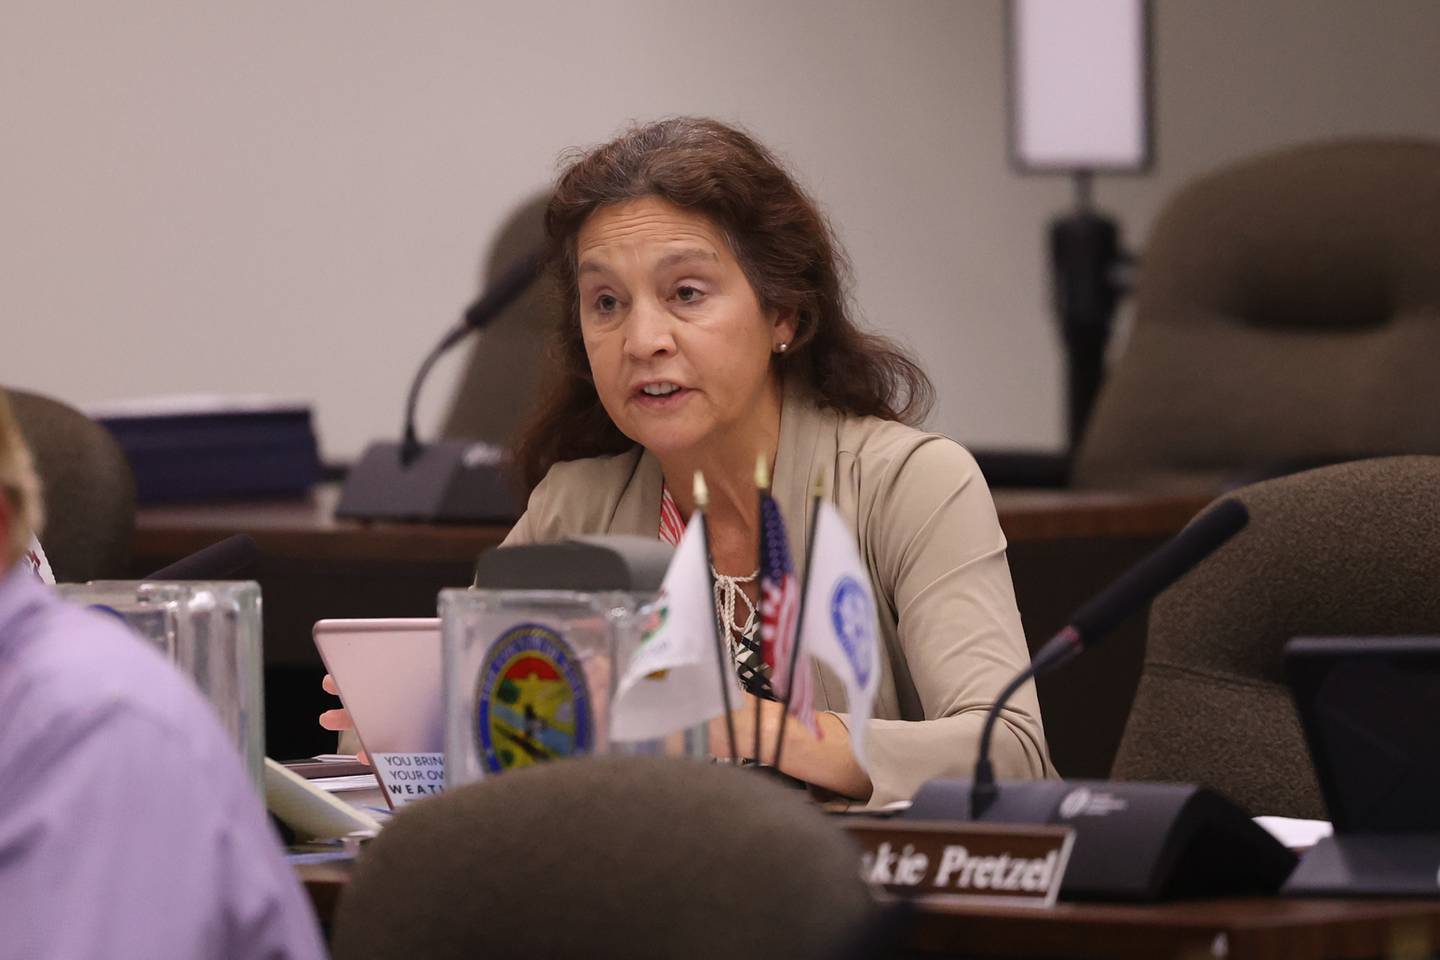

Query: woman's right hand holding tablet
left=318, top=673, right=368, bottom=763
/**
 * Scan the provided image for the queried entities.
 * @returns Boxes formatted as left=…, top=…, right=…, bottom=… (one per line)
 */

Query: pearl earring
left=776, top=342, right=789, bottom=354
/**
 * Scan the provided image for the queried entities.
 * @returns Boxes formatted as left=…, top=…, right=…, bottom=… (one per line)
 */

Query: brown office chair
left=1111, top=456, right=1440, bottom=819
left=330, top=755, right=879, bottom=960
left=1074, top=139, right=1440, bottom=493
left=6, top=388, right=136, bottom=582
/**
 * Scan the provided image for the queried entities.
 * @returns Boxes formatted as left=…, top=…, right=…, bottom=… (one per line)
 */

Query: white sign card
left=370, top=752, right=445, bottom=808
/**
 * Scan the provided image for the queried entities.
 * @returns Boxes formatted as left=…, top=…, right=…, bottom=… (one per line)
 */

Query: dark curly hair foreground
left=512, top=117, right=934, bottom=491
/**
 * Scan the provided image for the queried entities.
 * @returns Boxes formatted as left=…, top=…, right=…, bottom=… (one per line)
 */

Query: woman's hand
left=318, top=674, right=368, bottom=764
left=707, top=692, right=783, bottom=764
left=708, top=692, right=872, bottom=800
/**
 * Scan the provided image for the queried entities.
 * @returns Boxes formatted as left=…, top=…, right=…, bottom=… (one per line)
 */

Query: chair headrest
left=1142, top=139, right=1440, bottom=330
left=333, top=755, right=878, bottom=960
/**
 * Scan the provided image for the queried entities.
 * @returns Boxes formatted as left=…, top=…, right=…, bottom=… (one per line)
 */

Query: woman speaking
left=500, top=118, right=1054, bottom=806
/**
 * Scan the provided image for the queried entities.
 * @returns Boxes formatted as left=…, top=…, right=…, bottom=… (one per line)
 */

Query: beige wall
left=4, top=0, right=1438, bottom=462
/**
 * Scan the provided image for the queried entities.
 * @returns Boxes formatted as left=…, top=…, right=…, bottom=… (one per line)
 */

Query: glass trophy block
left=55, top=580, right=265, bottom=788
left=442, top=587, right=705, bottom=787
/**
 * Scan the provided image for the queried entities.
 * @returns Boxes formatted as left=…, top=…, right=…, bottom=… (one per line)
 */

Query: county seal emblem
left=830, top=575, right=876, bottom=688
left=474, top=623, right=593, bottom=774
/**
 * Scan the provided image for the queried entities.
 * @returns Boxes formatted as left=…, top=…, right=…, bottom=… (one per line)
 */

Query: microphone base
left=337, top=441, right=520, bottom=524
left=904, top=778, right=1296, bottom=901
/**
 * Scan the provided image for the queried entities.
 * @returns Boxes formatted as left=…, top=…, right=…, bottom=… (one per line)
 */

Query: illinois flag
left=798, top=500, right=882, bottom=769
left=610, top=513, right=740, bottom=742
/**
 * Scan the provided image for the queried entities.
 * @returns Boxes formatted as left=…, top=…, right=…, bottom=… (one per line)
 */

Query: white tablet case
left=314, top=618, right=444, bottom=808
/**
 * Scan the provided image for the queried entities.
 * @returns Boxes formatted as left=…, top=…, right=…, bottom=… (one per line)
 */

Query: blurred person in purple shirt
left=0, top=390, right=326, bottom=960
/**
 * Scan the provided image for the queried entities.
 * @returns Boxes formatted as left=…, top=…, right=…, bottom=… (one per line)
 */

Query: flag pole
left=753, top=453, right=769, bottom=766
left=771, top=473, right=825, bottom=774
left=695, top=470, right=739, bottom=764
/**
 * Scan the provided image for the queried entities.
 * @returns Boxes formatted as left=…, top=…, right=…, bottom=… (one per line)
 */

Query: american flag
left=759, top=491, right=817, bottom=731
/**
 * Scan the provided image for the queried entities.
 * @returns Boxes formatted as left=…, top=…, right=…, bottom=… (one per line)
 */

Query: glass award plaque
left=441, top=587, right=705, bottom=787
left=56, top=580, right=265, bottom=787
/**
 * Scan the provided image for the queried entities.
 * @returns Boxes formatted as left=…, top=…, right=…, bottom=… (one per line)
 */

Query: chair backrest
left=440, top=191, right=553, bottom=447
left=330, top=755, right=878, bottom=960
left=7, top=388, right=135, bottom=582
left=1111, top=456, right=1440, bottom=819
left=1074, top=139, right=1440, bottom=493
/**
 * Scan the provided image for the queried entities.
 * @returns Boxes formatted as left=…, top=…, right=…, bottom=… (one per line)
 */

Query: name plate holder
left=844, top=820, right=1074, bottom=907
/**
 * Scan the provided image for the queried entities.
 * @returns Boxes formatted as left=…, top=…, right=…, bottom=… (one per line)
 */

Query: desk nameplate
left=844, top=819, right=1074, bottom=908
left=370, top=752, right=445, bottom=808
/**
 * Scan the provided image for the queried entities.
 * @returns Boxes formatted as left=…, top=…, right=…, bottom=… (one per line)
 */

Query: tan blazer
left=504, top=385, right=1055, bottom=806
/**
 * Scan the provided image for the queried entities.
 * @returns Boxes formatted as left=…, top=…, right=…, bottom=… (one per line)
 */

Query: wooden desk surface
left=296, top=860, right=1440, bottom=959
left=131, top=484, right=1213, bottom=765
left=134, top=484, right=1213, bottom=555
left=905, top=895, right=1440, bottom=959
left=991, top=489, right=1212, bottom=542
left=133, top=485, right=508, bottom=564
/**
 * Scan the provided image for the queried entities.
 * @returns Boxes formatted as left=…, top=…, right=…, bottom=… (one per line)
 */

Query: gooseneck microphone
left=145, top=534, right=259, bottom=581
left=399, top=247, right=549, bottom=466
left=336, top=246, right=547, bottom=523
left=969, top=499, right=1249, bottom=817
left=903, top=498, right=1292, bottom=901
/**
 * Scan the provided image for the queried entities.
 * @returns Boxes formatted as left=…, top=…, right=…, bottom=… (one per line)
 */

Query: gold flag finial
left=755, top=453, right=771, bottom=491
left=812, top=473, right=827, bottom=499
left=693, top=470, right=709, bottom=508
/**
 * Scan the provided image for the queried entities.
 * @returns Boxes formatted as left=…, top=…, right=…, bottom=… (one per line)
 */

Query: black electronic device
left=902, top=498, right=1300, bottom=900
left=145, top=534, right=259, bottom=581
left=472, top=535, right=674, bottom=593
left=1282, top=636, right=1440, bottom=896
left=906, top=779, right=1295, bottom=901
left=336, top=248, right=546, bottom=523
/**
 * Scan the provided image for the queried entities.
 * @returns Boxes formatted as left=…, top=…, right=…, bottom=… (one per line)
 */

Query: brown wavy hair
left=0, top=391, right=44, bottom=566
left=513, top=117, right=933, bottom=491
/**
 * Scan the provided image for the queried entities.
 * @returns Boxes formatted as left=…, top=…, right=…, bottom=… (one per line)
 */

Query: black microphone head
left=461, top=247, right=548, bottom=331
left=1070, top=498, right=1248, bottom=647
left=144, top=534, right=259, bottom=581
